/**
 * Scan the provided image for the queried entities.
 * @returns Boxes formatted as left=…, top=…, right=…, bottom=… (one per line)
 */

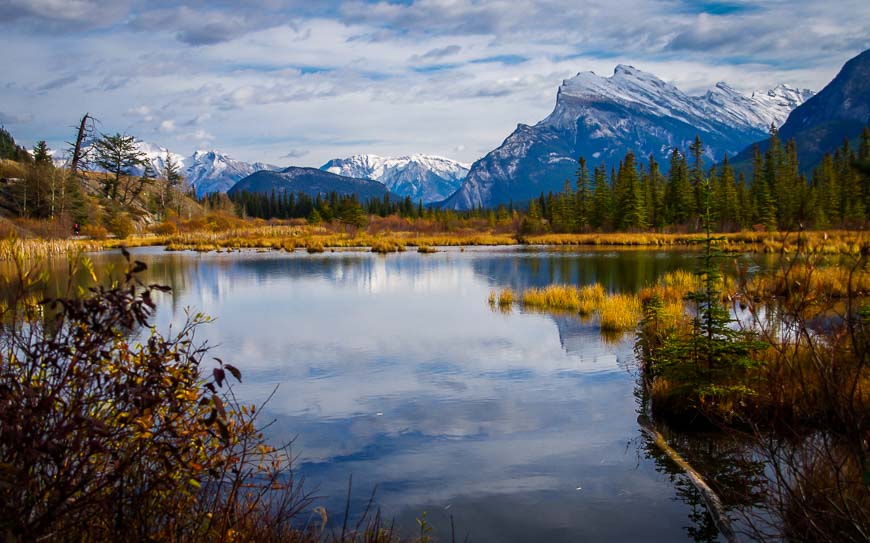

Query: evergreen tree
left=615, top=151, right=646, bottom=230
left=32, top=141, right=52, bottom=164
left=647, top=154, right=666, bottom=228
left=750, top=145, right=777, bottom=230
left=92, top=133, right=146, bottom=201
left=665, top=149, right=693, bottom=226
left=590, top=165, right=611, bottom=230
left=715, top=155, right=739, bottom=231
left=574, top=157, right=591, bottom=230
left=688, top=135, right=705, bottom=218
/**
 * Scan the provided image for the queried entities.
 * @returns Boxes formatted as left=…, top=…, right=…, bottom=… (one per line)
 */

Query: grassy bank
left=1, top=224, right=866, bottom=261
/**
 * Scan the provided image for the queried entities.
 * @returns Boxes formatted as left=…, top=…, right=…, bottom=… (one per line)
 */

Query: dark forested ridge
left=227, top=167, right=392, bottom=201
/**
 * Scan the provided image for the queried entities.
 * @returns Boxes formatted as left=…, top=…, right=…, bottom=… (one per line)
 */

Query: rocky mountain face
left=227, top=166, right=392, bottom=201
left=732, top=48, right=870, bottom=170
left=320, top=154, right=468, bottom=203
left=441, top=65, right=812, bottom=209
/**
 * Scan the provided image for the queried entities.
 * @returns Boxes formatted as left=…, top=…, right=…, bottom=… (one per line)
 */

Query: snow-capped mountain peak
left=183, top=150, right=279, bottom=196
left=698, top=82, right=814, bottom=132
left=320, top=154, right=469, bottom=203
left=120, top=144, right=280, bottom=196
left=548, top=66, right=813, bottom=136
left=442, top=63, right=815, bottom=210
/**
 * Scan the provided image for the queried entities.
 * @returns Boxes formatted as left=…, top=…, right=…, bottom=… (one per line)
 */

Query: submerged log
left=638, top=414, right=738, bottom=543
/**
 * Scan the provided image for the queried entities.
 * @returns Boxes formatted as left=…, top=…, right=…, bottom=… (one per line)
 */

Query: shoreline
left=2, top=229, right=866, bottom=261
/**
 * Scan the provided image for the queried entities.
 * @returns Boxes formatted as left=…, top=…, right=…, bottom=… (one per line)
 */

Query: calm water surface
left=83, top=246, right=728, bottom=542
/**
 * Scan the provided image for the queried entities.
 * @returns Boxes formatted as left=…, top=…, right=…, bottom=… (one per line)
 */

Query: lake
left=51, top=246, right=736, bottom=542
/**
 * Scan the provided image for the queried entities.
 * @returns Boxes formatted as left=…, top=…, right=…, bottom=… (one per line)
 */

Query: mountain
left=732, top=48, right=870, bottom=170
left=227, top=167, right=392, bottom=200
left=441, top=65, right=812, bottom=209
left=183, top=150, right=279, bottom=197
left=133, top=141, right=186, bottom=176
left=320, top=154, right=469, bottom=203
left=126, top=144, right=280, bottom=197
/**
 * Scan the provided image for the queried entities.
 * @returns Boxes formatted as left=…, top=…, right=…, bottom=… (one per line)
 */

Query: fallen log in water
left=637, top=414, right=737, bottom=543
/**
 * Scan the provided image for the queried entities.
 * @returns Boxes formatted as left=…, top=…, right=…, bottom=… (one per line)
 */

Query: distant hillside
left=228, top=166, right=392, bottom=200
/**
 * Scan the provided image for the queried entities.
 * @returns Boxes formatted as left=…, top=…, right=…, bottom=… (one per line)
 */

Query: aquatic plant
left=497, top=287, right=514, bottom=308
left=598, top=293, right=642, bottom=332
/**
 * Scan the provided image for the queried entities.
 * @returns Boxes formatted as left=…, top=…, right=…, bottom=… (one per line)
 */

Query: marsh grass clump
left=371, top=239, right=406, bottom=253
left=598, top=293, right=642, bottom=332
left=306, top=240, right=325, bottom=253
left=497, top=287, right=515, bottom=308
left=416, top=245, right=437, bottom=253
left=578, top=283, right=606, bottom=315
left=522, top=284, right=581, bottom=311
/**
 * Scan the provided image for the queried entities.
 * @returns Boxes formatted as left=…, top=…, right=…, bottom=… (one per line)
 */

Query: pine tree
left=688, top=135, right=705, bottom=219
left=648, top=154, right=666, bottom=228
left=665, top=149, right=693, bottom=226
left=590, top=165, right=612, bottom=229
left=93, top=133, right=146, bottom=201
left=716, top=155, right=739, bottom=231
left=615, top=151, right=646, bottom=230
left=750, top=145, right=777, bottom=230
left=574, top=157, right=591, bottom=230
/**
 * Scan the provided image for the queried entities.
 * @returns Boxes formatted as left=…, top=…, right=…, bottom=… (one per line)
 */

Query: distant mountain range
left=126, top=144, right=279, bottom=197
left=320, top=154, right=468, bottom=203
left=227, top=167, right=393, bottom=200
left=441, top=65, right=813, bottom=209
left=129, top=145, right=466, bottom=201
left=732, top=48, right=870, bottom=171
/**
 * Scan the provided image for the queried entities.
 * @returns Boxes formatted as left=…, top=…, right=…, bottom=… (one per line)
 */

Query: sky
left=1, top=0, right=868, bottom=168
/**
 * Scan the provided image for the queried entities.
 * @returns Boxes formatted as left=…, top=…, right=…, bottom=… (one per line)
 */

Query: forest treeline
left=530, top=127, right=870, bottom=233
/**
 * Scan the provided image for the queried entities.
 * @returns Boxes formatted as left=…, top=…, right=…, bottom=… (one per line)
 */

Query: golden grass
left=524, top=230, right=868, bottom=255
left=497, top=287, right=515, bottom=307
left=745, top=261, right=870, bottom=298
left=578, top=283, right=606, bottom=315
left=522, top=284, right=581, bottom=311
left=371, top=239, right=406, bottom=254
left=0, top=238, right=105, bottom=262
left=598, top=293, right=643, bottom=332
left=7, top=216, right=866, bottom=260
left=515, top=281, right=639, bottom=331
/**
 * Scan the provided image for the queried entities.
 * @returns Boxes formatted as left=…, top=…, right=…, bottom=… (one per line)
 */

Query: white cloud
left=0, top=1, right=867, bottom=168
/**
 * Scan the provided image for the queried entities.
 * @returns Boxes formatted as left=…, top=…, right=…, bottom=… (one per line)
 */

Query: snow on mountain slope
left=442, top=65, right=813, bottom=210
left=698, top=83, right=814, bottom=132
left=133, top=141, right=186, bottom=176
left=122, top=143, right=279, bottom=197
left=320, top=154, right=469, bottom=203
left=183, top=150, right=278, bottom=196
left=544, top=65, right=813, bottom=136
